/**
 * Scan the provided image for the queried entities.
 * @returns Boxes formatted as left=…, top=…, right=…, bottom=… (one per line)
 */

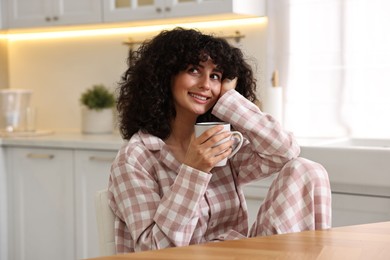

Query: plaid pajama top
left=108, top=90, right=300, bottom=253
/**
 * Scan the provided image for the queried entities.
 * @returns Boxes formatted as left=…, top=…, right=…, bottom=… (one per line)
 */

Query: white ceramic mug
left=194, top=122, right=244, bottom=167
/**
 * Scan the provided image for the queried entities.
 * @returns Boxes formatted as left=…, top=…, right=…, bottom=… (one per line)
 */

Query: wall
left=0, top=39, right=8, bottom=88
left=7, top=22, right=267, bottom=132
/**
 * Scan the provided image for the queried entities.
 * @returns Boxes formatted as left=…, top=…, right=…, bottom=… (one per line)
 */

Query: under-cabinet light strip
left=1, top=17, right=266, bottom=41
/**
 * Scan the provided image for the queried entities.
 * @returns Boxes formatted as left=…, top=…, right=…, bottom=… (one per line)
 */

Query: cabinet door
left=51, top=0, right=102, bottom=26
left=103, top=0, right=265, bottom=24
left=103, top=0, right=227, bottom=23
left=242, top=176, right=275, bottom=225
left=7, top=0, right=51, bottom=28
left=332, top=193, right=390, bottom=227
left=74, top=150, right=117, bottom=259
left=167, top=0, right=231, bottom=18
left=0, top=148, right=7, bottom=260
left=7, top=147, right=74, bottom=260
left=167, top=0, right=265, bottom=19
left=0, top=1, right=4, bottom=29
left=7, top=0, right=101, bottom=29
left=103, top=0, right=165, bottom=23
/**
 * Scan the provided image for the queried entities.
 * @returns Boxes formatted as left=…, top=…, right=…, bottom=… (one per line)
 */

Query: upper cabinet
left=0, top=0, right=4, bottom=29
left=6, top=0, right=102, bottom=29
left=4, top=0, right=265, bottom=30
left=103, top=0, right=265, bottom=23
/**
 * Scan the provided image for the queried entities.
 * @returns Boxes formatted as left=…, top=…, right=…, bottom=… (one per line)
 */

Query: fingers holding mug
left=194, top=122, right=243, bottom=167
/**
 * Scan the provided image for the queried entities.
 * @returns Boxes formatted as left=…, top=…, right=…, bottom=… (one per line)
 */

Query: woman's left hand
left=220, top=77, right=237, bottom=97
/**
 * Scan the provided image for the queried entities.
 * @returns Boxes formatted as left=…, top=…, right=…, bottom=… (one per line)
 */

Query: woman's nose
left=198, top=75, right=211, bottom=90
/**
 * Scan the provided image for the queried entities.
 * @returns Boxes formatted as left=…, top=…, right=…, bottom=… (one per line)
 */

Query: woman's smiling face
left=171, top=59, right=223, bottom=119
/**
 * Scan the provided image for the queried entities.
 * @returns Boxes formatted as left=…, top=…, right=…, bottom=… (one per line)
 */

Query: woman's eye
left=210, top=74, right=221, bottom=80
left=188, top=67, right=199, bottom=74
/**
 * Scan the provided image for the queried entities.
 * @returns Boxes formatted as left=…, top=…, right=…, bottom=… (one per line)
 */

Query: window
left=270, top=0, right=390, bottom=138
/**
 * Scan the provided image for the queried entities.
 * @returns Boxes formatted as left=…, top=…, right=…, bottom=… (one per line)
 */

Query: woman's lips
left=189, top=93, right=210, bottom=103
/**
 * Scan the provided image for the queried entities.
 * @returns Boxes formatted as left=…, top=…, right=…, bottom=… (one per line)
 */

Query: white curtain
left=267, top=0, right=390, bottom=138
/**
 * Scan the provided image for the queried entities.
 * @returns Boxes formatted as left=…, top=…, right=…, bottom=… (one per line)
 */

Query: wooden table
left=87, top=221, right=390, bottom=260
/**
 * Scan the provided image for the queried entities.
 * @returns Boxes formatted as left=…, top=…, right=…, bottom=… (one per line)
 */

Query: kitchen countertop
left=0, top=131, right=125, bottom=150
left=0, top=133, right=332, bottom=150
left=0, top=134, right=362, bottom=152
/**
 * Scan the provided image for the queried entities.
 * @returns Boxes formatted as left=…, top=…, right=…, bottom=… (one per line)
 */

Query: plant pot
left=81, top=107, right=113, bottom=134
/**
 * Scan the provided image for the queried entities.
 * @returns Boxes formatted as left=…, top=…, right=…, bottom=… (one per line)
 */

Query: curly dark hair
left=117, top=27, right=257, bottom=140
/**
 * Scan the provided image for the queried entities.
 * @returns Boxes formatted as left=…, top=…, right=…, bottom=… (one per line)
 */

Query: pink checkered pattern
left=108, top=90, right=332, bottom=253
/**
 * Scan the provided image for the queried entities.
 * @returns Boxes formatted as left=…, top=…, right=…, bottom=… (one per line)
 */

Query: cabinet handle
left=89, top=156, right=115, bottom=163
left=245, top=195, right=266, bottom=200
left=45, top=17, right=51, bottom=22
left=27, top=153, right=55, bottom=160
left=156, top=7, right=162, bottom=13
left=52, top=16, right=59, bottom=21
left=165, top=7, right=171, bottom=12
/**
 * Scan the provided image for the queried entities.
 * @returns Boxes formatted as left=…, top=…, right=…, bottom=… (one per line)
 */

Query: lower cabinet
left=242, top=177, right=275, bottom=225
left=332, top=193, right=390, bottom=227
left=7, top=147, right=75, bottom=260
left=6, top=146, right=117, bottom=260
left=74, top=150, right=117, bottom=259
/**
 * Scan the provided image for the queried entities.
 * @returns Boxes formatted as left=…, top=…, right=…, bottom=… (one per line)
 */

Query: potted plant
left=80, top=84, right=116, bottom=134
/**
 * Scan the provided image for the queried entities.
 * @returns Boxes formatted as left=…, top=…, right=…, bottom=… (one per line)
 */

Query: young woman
left=108, top=27, right=331, bottom=253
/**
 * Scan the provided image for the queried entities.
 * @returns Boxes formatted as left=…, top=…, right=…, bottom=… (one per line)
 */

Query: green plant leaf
left=80, top=84, right=115, bottom=110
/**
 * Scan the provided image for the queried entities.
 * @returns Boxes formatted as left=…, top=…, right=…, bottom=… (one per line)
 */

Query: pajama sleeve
left=212, top=90, right=301, bottom=185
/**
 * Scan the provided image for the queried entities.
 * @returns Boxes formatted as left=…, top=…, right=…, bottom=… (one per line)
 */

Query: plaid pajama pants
left=250, top=157, right=332, bottom=236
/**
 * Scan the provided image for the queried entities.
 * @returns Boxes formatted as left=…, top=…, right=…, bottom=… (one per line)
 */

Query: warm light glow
left=0, top=17, right=266, bottom=41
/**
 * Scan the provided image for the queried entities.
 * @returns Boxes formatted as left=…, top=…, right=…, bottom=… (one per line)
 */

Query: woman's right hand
left=183, top=125, right=234, bottom=173
left=220, top=77, right=237, bottom=97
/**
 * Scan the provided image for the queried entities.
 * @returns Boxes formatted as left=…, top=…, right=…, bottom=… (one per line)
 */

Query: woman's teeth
left=190, top=93, right=208, bottom=101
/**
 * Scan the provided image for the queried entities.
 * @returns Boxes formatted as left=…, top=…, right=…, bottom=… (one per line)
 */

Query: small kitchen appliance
left=0, top=89, right=33, bottom=132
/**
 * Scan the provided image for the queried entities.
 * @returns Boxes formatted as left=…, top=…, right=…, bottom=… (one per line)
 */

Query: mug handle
left=228, top=131, right=243, bottom=158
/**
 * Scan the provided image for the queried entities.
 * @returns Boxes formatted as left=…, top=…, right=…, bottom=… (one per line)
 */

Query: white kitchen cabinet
left=0, top=147, right=8, bottom=260
left=1, top=133, right=123, bottom=260
left=332, top=193, right=390, bottom=227
left=74, top=150, right=117, bottom=259
left=242, top=176, right=275, bottom=225
left=6, top=0, right=102, bottom=29
left=103, top=0, right=265, bottom=24
left=6, top=147, right=75, bottom=260
left=5, top=143, right=118, bottom=260
left=0, top=1, right=4, bottom=29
